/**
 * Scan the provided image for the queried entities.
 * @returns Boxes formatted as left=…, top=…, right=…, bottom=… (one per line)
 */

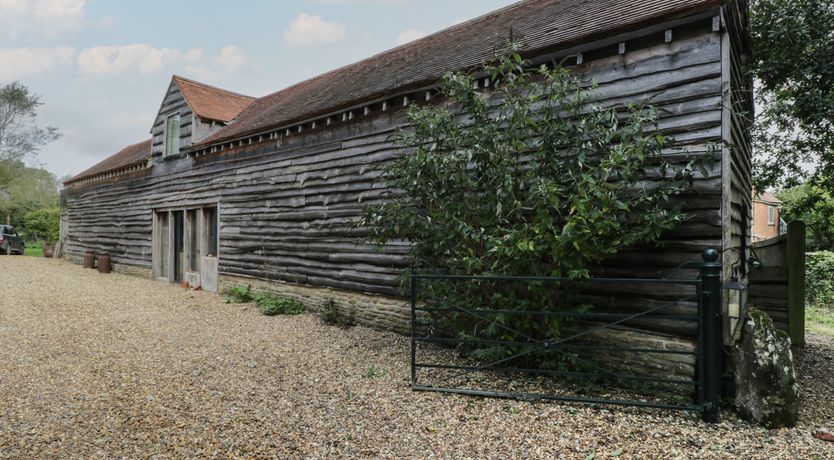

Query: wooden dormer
left=150, top=75, right=254, bottom=158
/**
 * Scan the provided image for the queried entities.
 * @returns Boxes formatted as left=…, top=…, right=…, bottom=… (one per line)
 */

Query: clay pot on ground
left=43, top=244, right=54, bottom=258
left=97, top=252, right=111, bottom=274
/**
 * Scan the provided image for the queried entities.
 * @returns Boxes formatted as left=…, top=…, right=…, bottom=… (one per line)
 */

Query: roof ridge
left=195, top=0, right=721, bottom=148
left=248, top=0, right=534, bottom=107
left=172, top=75, right=255, bottom=101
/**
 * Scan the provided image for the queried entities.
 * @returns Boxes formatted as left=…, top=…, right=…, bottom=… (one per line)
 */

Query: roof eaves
left=190, top=0, right=722, bottom=152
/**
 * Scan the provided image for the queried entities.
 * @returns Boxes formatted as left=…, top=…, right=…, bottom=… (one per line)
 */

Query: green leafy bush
left=319, top=299, right=356, bottom=328
left=226, top=285, right=253, bottom=304
left=362, top=46, right=702, bottom=365
left=21, top=206, right=60, bottom=243
left=253, top=293, right=306, bottom=316
left=806, top=251, right=834, bottom=308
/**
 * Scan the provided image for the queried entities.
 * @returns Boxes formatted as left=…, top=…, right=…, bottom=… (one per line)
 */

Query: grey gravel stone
left=0, top=257, right=832, bottom=459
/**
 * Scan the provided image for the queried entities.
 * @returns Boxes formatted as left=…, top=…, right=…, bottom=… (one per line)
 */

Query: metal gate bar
left=410, top=249, right=724, bottom=422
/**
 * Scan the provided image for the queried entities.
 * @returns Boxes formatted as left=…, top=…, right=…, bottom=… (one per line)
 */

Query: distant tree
left=0, top=165, right=59, bottom=228
left=0, top=82, right=60, bottom=223
left=0, top=82, right=60, bottom=165
left=21, top=206, right=60, bottom=243
left=777, top=180, right=834, bottom=251
left=751, top=0, right=834, bottom=190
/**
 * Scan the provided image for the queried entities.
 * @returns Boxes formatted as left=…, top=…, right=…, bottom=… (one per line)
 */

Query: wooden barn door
left=173, top=211, right=185, bottom=283
left=153, top=206, right=219, bottom=291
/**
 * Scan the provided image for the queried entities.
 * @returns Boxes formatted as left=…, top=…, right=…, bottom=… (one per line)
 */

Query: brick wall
left=752, top=200, right=780, bottom=242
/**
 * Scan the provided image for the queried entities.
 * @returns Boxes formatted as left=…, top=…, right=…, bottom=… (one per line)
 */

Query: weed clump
left=319, top=299, right=356, bottom=328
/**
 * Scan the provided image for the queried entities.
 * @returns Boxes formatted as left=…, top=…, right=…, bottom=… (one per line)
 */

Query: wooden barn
left=62, top=0, right=752, bottom=355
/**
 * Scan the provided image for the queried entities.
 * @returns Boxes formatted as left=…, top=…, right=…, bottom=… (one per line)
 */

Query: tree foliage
left=362, top=49, right=703, bottom=363
left=0, top=81, right=60, bottom=228
left=365, top=50, right=701, bottom=279
left=805, top=251, right=834, bottom=309
left=21, top=206, right=60, bottom=243
left=777, top=180, right=834, bottom=251
left=751, top=0, right=834, bottom=189
left=0, top=163, right=59, bottom=229
left=0, top=81, right=60, bottom=166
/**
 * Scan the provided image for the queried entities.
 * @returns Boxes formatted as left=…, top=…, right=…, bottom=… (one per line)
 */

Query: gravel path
left=1, top=257, right=832, bottom=459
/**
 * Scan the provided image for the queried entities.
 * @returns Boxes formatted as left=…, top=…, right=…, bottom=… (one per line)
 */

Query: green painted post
left=410, top=268, right=418, bottom=388
left=787, top=220, right=806, bottom=347
left=700, top=248, right=722, bottom=423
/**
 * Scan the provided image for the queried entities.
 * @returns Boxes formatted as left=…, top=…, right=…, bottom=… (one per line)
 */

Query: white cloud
left=312, top=0, right=407, bottom=4
left=1, top=0, right=89, bottom=40
left=33, top=0, right=85, bottom=23
left=0, top=0, right=27, bottom=13
left=77, top=44, right=204, bottom=77
left=0, top=47, right=75, bottom=81
left=396, top=29, right=426, bottom=45
left=283, top=13, right=347, bottom=48
left=76, top=44, right=256, bottom=83
left=184, top=45, right=256, bottom=82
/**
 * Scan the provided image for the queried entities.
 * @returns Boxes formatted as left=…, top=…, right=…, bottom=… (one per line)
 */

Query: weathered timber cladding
left=721, top=0, right=754, bottom=280
left=63, top=18, right=741, bottom=354
left=151, top=81, right=193, bottom=157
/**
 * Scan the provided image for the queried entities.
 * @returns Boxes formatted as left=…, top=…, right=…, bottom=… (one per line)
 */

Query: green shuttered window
left=165, top=115, right=180, bottom=157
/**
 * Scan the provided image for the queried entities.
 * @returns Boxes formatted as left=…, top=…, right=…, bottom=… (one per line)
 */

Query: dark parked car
left=0, top=225, right=24, bottom=255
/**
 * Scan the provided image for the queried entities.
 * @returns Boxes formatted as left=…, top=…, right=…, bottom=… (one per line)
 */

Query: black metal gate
left=410, top=249, right=723, bottom=422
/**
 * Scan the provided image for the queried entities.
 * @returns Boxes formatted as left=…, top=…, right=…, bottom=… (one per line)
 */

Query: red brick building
left=752, top=190, right=783, bottom=242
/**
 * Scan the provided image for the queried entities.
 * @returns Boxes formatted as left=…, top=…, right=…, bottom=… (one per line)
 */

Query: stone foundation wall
left=572, top=326, right=697, bottom=394
left=62, top=255, right=153, bottom=279
left=58, top=257, right=696, bottom=385
left=64, top=254, right=83, bottom=265
left=113, top=264, right=152, bottom=278
left=222, top=274, right=696, bottom=386
left=219, top=274, right=411, bottom=335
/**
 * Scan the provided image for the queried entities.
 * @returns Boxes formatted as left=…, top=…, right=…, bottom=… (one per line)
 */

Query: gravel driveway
left=1, top=257, right=832, bottom=459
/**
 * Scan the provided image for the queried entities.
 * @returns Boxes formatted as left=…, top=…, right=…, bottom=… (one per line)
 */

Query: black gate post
left=700, top=248, right=722, bottom=423
left=410, top=268, right=417, bottom=389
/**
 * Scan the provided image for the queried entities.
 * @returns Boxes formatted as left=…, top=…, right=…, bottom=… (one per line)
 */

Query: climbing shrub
left=363, top=46, right=703, bottom=365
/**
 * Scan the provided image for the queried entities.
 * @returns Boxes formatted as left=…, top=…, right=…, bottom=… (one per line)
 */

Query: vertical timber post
left=787, top=220, right=806, bottom=347
left=410, top=268, right=417, bottom=389
left=700, top=248, right=722, bottom=423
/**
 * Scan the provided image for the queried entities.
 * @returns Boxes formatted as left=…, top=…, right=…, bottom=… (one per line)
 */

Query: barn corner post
left=787, top=220, right=806, bottom=347
left=700, top=248, right=722, bottom=423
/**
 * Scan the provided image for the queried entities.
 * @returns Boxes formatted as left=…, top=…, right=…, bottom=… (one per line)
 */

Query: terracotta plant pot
left=97, top=252, right=111, bottom=274
left=43, top=244, right=55, bottom=258
left=83, top=250, right=96, bottom=268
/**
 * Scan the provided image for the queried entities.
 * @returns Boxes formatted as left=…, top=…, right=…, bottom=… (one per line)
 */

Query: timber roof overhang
left=64, top=139, right=152, bottom=186
left=190, top=0, right=722, bottom=154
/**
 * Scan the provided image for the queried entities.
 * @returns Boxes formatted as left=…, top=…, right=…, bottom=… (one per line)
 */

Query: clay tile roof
left=754, top=190, right=782, bottom=205
left=195, top=0, right=721, bottom=148
left=173, top=75, right=255, bottom=123
left=65, top=139, right=152, bottom=184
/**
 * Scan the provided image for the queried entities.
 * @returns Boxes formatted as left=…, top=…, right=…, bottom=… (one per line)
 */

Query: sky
left=0, top=0, right=518, bottom=180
